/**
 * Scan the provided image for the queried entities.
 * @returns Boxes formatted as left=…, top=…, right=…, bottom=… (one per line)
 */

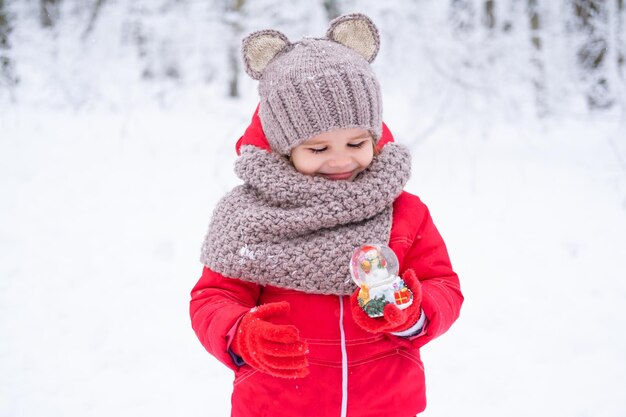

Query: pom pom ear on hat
left=326, top=13, right=380, bottom=63
left=242, top=30, right=291, bottom=80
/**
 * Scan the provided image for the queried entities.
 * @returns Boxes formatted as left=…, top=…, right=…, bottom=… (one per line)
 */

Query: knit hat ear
left=242, top=30, right=291, bottom=80
left=326, top=13, right=380, bottom=63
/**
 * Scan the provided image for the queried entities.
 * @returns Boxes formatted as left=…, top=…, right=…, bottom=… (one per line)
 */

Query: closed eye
left=348, top=140, right=367, bottom=149
left=309, top=147, right=327, bottom=154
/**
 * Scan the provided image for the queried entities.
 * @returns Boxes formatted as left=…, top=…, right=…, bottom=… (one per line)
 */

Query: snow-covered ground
left=1, top=90, right=625, bottom=417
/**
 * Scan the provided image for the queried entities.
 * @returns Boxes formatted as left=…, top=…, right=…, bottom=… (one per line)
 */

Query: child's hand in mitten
left=351, top=268, right=423, bottom=334
left=232, top=301, right=309, bottom=379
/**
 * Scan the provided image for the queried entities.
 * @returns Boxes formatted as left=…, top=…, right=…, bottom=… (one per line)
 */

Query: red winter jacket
left=190, top=110, right=463, bottom=417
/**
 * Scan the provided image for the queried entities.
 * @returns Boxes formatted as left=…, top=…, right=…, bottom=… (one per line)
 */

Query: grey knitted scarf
left=200, top=142, right=411, bottom=295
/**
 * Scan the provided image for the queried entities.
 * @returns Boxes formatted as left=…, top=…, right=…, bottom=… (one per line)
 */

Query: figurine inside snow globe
left=350, top=244, right=413, bottom=318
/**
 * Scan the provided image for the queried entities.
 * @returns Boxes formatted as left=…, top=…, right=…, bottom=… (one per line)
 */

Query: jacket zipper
left=338, top=296, right=348, bottom=417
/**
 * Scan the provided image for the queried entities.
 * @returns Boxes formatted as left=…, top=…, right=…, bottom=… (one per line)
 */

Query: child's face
left=290, top=128, right=374, bottom=181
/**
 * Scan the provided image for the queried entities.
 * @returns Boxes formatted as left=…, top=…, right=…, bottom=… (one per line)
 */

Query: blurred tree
left=82, top=0, right=106, bottom=40
left=483, top=0, right=495, bottom=30
left=224, top=0, right=245, bottom=98
left=618, top=0, right=624, bottom=75
left=450, top=0, right=476, bottom=35
left=527, top=0, right=547, bottom=116
left=324, top=0, right=341, bottom=21
left=125, top=2, right=153, bottom=80
left=40, top=0, right=60, bottom=28
left=573, top=0, right=612, bottom=109
left=0, top=0, right=622, bottom=114
left=605, top=0, right=626, bottom=113
left=0, top=0, right=18, bottom=91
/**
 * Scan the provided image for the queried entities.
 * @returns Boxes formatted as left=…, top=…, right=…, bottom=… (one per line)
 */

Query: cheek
left=291, top=151, right=321, bottom=175
left=357, top=148, right=375, bottom=169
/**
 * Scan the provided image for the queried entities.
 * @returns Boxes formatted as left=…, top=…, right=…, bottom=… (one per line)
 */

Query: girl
left=190, top=13, right=463, bottom=417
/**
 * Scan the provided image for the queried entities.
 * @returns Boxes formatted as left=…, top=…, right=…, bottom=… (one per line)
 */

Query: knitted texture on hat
left=200, top=143, right=411, bottom=295
left=258, top=39, right=382, bottom=155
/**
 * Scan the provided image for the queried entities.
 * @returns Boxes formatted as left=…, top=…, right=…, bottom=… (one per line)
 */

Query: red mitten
left=232, top=301, right=309, bottom=378
left=351, top=268, right=423, bottom=334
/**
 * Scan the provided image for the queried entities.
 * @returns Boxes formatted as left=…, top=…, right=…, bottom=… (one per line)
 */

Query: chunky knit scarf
left=200, top=142, right=411, bottom=295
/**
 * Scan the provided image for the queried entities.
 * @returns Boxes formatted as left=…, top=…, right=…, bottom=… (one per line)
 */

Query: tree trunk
left=618, top=0, right=624, bottom=75
left=483, top=0, right=495, bottom=30
left=323, top=0, right=341, bottom=21
left=528, top=0, right=548, bottom=116
left=40, top=0, right=61, bottom=29
left=574, top=0, right=612, bottom=109
left=0, top=0, right=18, bottom=90
left=225, top=0, right=245, bottom=98
left=126, top=2, right=152, bottom=80
left=82, top=0, right=106, bottom=40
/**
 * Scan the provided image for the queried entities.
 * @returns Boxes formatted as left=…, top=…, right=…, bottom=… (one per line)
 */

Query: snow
left=414, top=119, right=626, bottom=417
left=2, top=2, right=626, bottom=416
left=239, top=245, right=257, bottom=261
left=2, top=96, right=625, bottom=416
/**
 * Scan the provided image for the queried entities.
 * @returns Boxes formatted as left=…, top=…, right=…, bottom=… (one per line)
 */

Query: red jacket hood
left=235, top=105, right=395, bottom=156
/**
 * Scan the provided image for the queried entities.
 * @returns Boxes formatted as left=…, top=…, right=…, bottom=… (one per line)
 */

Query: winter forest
left=1, top=0, right=626, bottom=417
left=1, top=0, right=626, bottom=115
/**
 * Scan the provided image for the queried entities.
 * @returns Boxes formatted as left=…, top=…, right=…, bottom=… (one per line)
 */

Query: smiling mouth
left=321, top=171, right=355, bottom=180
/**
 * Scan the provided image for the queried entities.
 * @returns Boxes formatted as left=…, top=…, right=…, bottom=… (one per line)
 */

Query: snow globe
left=349, top=244, right=413, bottom=318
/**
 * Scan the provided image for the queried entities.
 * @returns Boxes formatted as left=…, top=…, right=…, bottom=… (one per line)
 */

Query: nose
left=327, top=154, right=352, bottom=169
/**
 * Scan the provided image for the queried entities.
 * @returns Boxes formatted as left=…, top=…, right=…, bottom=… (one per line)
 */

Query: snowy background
left=1, top=1, right=626, bottom=416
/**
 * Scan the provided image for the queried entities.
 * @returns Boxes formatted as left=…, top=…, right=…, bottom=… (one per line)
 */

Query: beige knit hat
left=241, top=13, right=383, bottom=155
